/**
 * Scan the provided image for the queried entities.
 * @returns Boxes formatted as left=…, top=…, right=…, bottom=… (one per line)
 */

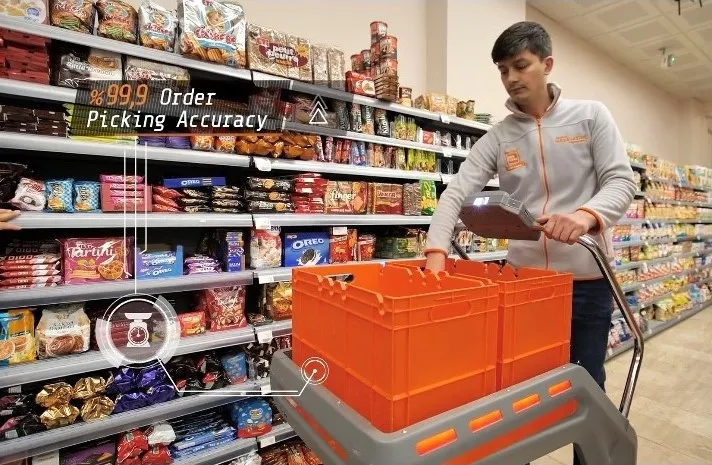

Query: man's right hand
left=0, top=209, right=21, bottom=231
left=424, top=252, right=446, bottom=272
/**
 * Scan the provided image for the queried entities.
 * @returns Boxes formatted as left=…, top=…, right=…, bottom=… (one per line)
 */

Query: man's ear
left=543, top=56, right=554, bottom=75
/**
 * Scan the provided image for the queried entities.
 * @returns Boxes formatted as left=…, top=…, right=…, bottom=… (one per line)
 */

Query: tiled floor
left=533, top=307, right=712, bottom=465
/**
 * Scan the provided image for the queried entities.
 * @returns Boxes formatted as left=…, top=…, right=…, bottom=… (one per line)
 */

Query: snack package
left=40, top=404, right=80, bottom=429
left=124, top=57, right=190, bottom=83
left=231, top=398, right=272, bottom=438
left=420, top=180, right=437, bottom=215
left=249, top=227, right=282, bottom=269
left=9, top=178, right=46, bottom=211
left=35, top=382, right=73, bottom=408
left=117, top=430, right=150, bottom=463
left=35, top=303, right=91, bottom=359
left=263, top=282, right=292, bottom=321
left=283, top=232, right=329, bottom=267
left=0, top=308, right=36, bottom=366
left=198, top=286, right=247, bottom=331
left=80, top=395, right=115, bottom=421
left=73, top=181, right=101, bottom=212
left=178, top=0, right=247, bottom=68
left=95, top=0, right=138, bottom=43
left=220, top=350, right=247, bottom=384
left=50, top=0, right=95, bottom=33
left=45, top=179, right=74, bottom=213
left=246, top=23, right=311, bottom=81
left=61, top=237, right=133, bottom=284
left=54, top=46, right=123, bottom=89
left=138, top=1, right=178, bottom=52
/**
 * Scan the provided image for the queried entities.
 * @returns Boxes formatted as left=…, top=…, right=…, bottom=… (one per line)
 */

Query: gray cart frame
left=271, top=192, right=644, bottom=465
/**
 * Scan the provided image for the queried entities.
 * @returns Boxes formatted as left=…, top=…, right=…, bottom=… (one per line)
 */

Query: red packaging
left=0, top=30, right=49, bottom=48
left=141, top=445, right=171, bottom=465
left=346, top=71, right=376, bottom=97
left=152, top=204, right=181, bottom=213
left=152, top=195, right=179, bottom=209
left=178, top=311, right=207, bottom=337
left=61, top=237, right=134, bottom=284
left=117, top=430, right=149, bottom=463
left=7, top=70, right=49, bottom=85
left=198, top=286, right=247, bottom=332
left=101, top=174, right=145, bottom=183
left=101, top=185, right=153, bottom=213
left=106, top=183, right=145, bottom=191
left=329, top=235, right=349, bottom=263
left=152, top=186, right=182, bottom=199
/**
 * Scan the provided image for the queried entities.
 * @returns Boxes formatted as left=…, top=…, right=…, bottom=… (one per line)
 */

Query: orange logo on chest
left=555, top=134, right=587, bottom=144
left=504, top=148, right=526, bottom=171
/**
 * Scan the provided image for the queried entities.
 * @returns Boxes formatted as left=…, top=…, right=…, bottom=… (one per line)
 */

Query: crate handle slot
left=526, top=286, right=556, bottom=301
left=429, top=301, right=473, bottom=322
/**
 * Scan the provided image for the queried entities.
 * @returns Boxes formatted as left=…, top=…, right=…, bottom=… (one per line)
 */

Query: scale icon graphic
left=125, top=312, right=152, bottom=348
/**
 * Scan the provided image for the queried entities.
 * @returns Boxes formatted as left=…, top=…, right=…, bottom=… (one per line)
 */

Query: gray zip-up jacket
left=425, top=84, right=637, bottom=279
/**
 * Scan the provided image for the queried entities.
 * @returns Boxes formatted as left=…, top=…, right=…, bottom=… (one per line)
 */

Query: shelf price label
left=257, top=330, right=273, bottom=344
left=254, top=217, right=272, bottom=230
left=260, top=435, right=276, bottom=447
left=254, top=158, right=272, bottom=172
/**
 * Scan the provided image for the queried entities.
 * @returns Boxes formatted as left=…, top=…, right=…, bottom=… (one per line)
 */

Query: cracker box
left=284, top=232, right=329, bottom=267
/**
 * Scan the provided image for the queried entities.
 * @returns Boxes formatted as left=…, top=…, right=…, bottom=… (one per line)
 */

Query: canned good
left=379, top=58, right=398, bottom=76
left=379, top=35, right=398, bottom=59
left=457, top=101, right=467, bottom=117
left=361, top=49, right=372, bottom=69
left=370, top=21, right=388, bottom=44
left=351, top=54, right=363, bottom=72
left=399, top=87, right=412, bottom=99
left=466, top=100, right=476, bottom=115
left=370, top=43, right=380, bottom=61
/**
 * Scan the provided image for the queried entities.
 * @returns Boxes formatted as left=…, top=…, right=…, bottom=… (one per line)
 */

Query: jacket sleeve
left=425, top=130, right=500, bottom=256
left=577, top=102, right=637, bottom=233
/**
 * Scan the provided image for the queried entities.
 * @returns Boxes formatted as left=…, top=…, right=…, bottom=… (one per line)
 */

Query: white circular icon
left=300, top=357, right=329, bottom=385
left=96, top=293, right=180, bottom=368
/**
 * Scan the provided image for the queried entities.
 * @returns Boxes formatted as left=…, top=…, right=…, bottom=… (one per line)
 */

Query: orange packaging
left=0, top=308, right=36, bottom=366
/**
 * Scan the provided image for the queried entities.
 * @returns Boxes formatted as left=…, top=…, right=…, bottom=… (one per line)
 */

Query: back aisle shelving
left=1, top=13, right=712, bottom=465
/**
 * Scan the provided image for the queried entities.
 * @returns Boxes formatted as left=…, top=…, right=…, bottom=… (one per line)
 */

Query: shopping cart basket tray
left=460, top=190, right=541, bottom=241
left=271, top=350, right=637, bottom=465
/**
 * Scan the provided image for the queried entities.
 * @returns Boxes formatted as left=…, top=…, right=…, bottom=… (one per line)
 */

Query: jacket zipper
left=536, top=117, right=550, bottom=269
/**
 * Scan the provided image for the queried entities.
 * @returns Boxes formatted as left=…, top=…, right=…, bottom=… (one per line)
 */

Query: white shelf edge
left=0, top=326, right=256, bottom=389
left=251, top=213, right=433, bottom=227
left=0, top=378, right=270, bottom=463
left=261, top=156, right=441, bottom=181
left=11, top=212, right=254, bottom=229
left=0, top=133, right=253, bottom=167
left=257, top=423, right=297, bottom=448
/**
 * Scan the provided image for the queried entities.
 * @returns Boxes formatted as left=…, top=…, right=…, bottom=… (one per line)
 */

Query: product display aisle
left=0, top=6, right=711, bottom=465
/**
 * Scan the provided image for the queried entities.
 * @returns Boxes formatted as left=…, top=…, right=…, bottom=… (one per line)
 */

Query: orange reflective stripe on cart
left=442, top=400, right=579, bottom=465
left=289, top=399, right=348, bottom=460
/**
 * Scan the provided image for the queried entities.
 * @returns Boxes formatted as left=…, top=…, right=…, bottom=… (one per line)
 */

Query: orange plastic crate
left=291, top=262, right=499, bottom=433
left=394, top=258, right=573, bottom=389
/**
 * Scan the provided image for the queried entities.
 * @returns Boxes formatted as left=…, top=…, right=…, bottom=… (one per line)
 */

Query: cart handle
left=451, top=235, right=643, bottom=418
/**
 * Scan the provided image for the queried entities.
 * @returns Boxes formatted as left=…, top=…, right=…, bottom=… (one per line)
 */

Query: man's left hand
left=535, top=211, right=597, bottom=244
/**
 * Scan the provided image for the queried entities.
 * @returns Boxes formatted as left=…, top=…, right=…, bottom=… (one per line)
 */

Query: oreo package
left=283, top=232, right=329, bottom=267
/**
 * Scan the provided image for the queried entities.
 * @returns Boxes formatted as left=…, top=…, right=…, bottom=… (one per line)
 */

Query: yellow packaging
left=0, top=308, right=36, bottom=365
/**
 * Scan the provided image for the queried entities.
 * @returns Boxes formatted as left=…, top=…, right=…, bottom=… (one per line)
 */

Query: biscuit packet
left=95, top=0, right=138, bottom=44
left=138, top=0, right=178, bottom=52
left=0, top=308, right=36, bottom=366
left=36, top=303, right=91, bottom=359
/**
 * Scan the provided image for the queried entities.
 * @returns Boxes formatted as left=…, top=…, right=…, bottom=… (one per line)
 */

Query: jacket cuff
left=576, top=207, right=605, bottom=234
left=424, top=248, right=449, bottom=258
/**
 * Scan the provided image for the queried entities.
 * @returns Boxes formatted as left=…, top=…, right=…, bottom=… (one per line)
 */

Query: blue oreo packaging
left=283, top=232, right=329, bottom=267
left=231, top=398, right=272, bottom=438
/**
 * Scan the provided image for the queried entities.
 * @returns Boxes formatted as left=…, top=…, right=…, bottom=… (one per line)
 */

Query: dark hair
left=491, top=21, right=552, bottom=63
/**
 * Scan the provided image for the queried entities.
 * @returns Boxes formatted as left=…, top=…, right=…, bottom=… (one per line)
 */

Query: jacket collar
left=505, top=82, right=562, bottom=119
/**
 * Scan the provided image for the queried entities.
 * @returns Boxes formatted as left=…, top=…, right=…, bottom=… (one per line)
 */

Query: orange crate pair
left=291, top=262, right=499, bottom=433
left=394, top=258, right=573, bottom=389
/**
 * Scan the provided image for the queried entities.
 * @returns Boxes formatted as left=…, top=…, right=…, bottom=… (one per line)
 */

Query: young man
left=424, top=21, right=636, bottom=464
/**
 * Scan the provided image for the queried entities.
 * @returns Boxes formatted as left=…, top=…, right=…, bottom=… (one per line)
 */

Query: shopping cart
left=271, top=191, right=644, bottom=465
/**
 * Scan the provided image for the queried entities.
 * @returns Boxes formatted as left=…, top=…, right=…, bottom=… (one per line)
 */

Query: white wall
left=135, top=0, right=428, bottom=97
left=527, top=6, right=710, bottom=166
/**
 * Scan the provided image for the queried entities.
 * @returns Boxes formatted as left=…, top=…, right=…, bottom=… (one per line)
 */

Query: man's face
left=497, top=50, right=553, bottom=105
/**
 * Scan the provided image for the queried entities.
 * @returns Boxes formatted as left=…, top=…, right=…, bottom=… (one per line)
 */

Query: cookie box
left=163, top=177, right=226, bottom=188
left=61, top=237, right=134, bottom=284
left=136, top=245, right=184, bottom=280
left=284, top=232, right=329, bottom=267
left=100, top=185, right=153, bottom=213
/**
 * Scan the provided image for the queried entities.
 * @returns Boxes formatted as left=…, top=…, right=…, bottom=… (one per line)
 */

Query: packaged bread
left=327, top=47, right=346, bottom=90
left=311, top=44, right=329, bottom=84
left=178, top=0, right=246, bottom=68
left=246, top=23, right=312, bottom=82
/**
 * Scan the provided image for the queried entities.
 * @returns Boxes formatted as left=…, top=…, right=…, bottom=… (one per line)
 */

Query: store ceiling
left=527, top=0, right=712, bottom=108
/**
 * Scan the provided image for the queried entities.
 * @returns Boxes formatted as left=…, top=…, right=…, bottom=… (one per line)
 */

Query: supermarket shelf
left=284, top=122, right=469, bottom=158
left=263, top=157, right=441, bottom=181
left=618, top=217, right=712, bottom=225
left=614, top=249, right=711, bottom=271
left=257, top=423, right=297, bottom=449
left=644, top=197, right=712, bottom=208
left=11, top=212, right=254, bottom=229
left=0, top=17, right=253, bottom=82
left=0, top=133, right=253, bottom=167
left=612, top=234, right=712, bottom=248
left=252, top=213, right=432, bottom=227
left=0, top=271, right=254, bottom=310
left=0, top=78, right=75, bottom=102
left=0, top=326, right=256, bottom=388
left=441, top=174, right=500, bottom=188
left=607, top=301, right=711, bottom=360
left=0, top=379, right=269, bottom=464
left=173, top=439, right=257, bottom=465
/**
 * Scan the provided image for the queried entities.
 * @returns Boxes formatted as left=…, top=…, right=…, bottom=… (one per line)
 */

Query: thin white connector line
left=157, top=359, right=312, bottom=397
